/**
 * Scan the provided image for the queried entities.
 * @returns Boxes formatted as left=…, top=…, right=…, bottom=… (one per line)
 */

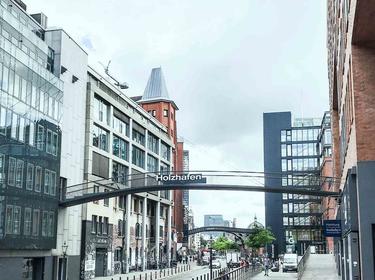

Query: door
left=95, top=249, right=107, bottom=277
left=32, top=258, right=44, bottom=280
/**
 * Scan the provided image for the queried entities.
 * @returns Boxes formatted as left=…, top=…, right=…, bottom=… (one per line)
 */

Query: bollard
left=133, top=276, right=136, bottom=280
left=203, top=274, right=206, bottom=280
left=200, top=275, right=202, bottom=280
left=145, top=273, right=147, bottom=280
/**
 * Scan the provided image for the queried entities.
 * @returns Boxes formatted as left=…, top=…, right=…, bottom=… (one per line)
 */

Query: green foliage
left=200, top=236, right=208, bottom=248
left=245, top=227, right=276, bottom=249
left=211, top=236, right=239, bottom=251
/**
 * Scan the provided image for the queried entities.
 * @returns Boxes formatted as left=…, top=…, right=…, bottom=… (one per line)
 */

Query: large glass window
left=92, top=124, right=109, bottom=152
left=160, top=162, right=170, bottom=174
left=132, top=128, right=145, bottom=146
left=36, top=125, right=45, bottom=151
left=32, top=209, right=40, bottom=236
left=52, top=132, right=58, bottom=156
left=35, top=166, right=42, bottom=192
left=147, top=155, right=158, bottom=172
left=42, top=211, right=48, bottom=237
left=0, top=154, right=4, bottom=188
left=5, top=205, right=13, bottom=234
left=92, top=215, right=97, bottom=234
left=44, top=169, right=50, bottom=194
left=26, top=163, right=34, bottom=190
left=13, top=206, right=21, bottom=234
left=93, top=95, right=110, bottom=125
left=161, top=141, right=170, bottom=161
left=132, top=146, right=145, bottom=168
left=24, top=208, right=32, bottom=236
left=113, top=114, right=129, bottom=137
left=28, top=121, right=35, bottom=146
left=46, top=129, right=53, bottom=154
left=8, top=157, right=16, bottom=186
left=113, top=136, right=128, bottom=161
left=0, top=106, right=6, bottom=135
left=11, top=112, right=18, bottom=139
left=48, top=212, right=54, bottom=237
left=148, top=133, right=159, bottom=154
left=112, top=161, right=129, bottom=185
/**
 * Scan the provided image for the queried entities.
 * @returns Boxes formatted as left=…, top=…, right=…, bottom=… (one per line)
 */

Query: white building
left=80, top=67, right=174, bottom=279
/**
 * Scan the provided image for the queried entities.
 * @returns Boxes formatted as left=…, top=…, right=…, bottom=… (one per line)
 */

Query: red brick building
left=327, top=0, right=375, bottom=278
left=135, top=67, right=185, bottom=248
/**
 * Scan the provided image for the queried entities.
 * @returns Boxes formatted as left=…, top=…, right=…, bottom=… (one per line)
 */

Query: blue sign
left=323, top=220, right=342, bottom=237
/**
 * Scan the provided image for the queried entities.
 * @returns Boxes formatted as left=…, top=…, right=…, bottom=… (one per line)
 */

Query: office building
left=0, top=1, right=70, bottom=279
left=204, top=214, right=224, bottom=238
left=327, top=0, right=375, bottom=278
left=263, top=112, right=323, bottom=257
left=80, top=67, right=174, bottom=278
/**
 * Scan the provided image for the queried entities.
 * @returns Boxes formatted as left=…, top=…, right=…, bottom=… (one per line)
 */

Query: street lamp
left=209, top=235, right=213, bottom=280
left=61, top=242, right=68, bottom=280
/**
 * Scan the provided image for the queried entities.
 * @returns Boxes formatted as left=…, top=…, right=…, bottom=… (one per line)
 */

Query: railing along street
left=297, top=246, right=311, bottom=280
left=192, top=265, right=261, bottom=280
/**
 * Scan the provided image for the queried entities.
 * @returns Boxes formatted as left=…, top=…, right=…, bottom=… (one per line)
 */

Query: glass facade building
left=264, top=112, right=325, bottom=257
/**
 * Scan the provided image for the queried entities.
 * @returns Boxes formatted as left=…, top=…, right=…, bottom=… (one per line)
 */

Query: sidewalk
left=95, top=263, right=195, bottom=280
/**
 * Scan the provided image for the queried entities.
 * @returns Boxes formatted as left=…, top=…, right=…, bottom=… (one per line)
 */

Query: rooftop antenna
left=99, top=60, right=129, bottom=89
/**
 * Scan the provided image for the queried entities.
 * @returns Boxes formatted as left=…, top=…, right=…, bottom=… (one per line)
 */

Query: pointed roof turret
left=140, top=67, right=178, bottom=109
left=142, top=67, right=170, bottom=101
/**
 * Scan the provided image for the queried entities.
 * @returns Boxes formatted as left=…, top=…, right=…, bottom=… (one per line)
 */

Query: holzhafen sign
left=157, top=173, right=203, bottom=183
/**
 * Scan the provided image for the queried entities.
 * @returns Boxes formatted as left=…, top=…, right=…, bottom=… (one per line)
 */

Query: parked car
left=282, top=254, right=298, bottom=272
left=211, top=260, right=221, bottom=269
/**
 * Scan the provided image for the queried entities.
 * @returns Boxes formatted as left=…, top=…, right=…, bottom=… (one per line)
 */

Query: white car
left=211, top=260, right=221, bottom=269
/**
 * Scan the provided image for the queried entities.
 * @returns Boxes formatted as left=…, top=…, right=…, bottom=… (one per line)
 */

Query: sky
left=27, top=0, right=329, bottom=227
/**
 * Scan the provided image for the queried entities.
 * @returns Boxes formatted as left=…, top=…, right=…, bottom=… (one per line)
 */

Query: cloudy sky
left=28, top=0, right=328, bottom=227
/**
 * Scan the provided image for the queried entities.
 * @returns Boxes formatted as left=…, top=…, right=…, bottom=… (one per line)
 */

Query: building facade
left=263, top=112, right=324, bottom=257
left=79, top=67, right=174, bottom=279
left=317, top=112, right=335, bottom=254
left=327, top=0, right=375, bottom=278
left=0, top=1, right=65, bottom=279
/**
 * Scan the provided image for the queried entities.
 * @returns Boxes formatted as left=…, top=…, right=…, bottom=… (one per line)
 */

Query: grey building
left=204, top=215, right=224, bottom=238
left=263, top=112, right=324, bottom=257
left=0, top=0, right=65, bottom=279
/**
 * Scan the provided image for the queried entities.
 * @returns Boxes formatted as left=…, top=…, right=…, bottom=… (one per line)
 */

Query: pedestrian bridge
left=187, top=226, right=255, bottom=236
left=57, top=171, right=340, bottom=207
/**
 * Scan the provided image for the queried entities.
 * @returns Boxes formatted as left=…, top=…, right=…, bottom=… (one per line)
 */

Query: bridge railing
left=297, top=246, right=311, bottom=280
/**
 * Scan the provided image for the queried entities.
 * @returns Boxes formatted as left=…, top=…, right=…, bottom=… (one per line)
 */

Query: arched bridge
left=187, top=226, right=255, bottom=236
left=58, top=171, right=340, bottom=207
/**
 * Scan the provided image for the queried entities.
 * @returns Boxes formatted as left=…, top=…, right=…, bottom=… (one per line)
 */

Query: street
left=252, top=271, right=297, bottom=280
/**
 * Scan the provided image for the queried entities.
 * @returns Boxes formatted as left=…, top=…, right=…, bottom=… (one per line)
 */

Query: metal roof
left=142, top=67, right=170, bottom=101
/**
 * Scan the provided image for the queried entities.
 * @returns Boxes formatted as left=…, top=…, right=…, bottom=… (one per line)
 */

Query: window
left=11, top=112, right=18, bottom=139
left=19, top=117, right=25, bottom=142
left=24, top=208, right=32, bottom=236
left=93, top=95, right=110, bottom=124
left=135, top=223, right=141, bottom=238
left=147, top=155, right=158, bottom=172
left=132, top=146, right=145, bottom=168
left=132, top=124, right=145, bottom=146
left=118, top=219, right=124, bottom=236
left=92, top=124, right=109, bottom=151
left=13, top=206, right=21, bottom=234
left=103, top=217, right=108, bottom=235
left=112, top=161, right=128, bottom=185
left=159, top=225, right=164, bottom=238
left=113, top=136, right=129, bottom=161
left=50, top=171, right=56, bottom=196
left=92, top=152, right=109, bottom=178
left=48, top=212, right=54, bottom=237
left=98, top=216, right=103, bottom=234
left=119, top=196, right=125, bottom=209
left=92, top=215, right=98, bottom=234
left=93, top=185, right=99, bottom=204
left=160, top=162, right=170, bottom=174
left=160, top=142, right=170, bottom=161
left=15, top=160, right=24, bottom=188
left=35, top=166, right=42, bottom=192
left=36, top=125, right=45, bottom=151
left=152, top=110, right=156, bottom=117
left=0, top=154, right=4, bottom=188
left=163, top=109, right=168, bottom=117
left=29, top=121, right=35, bottom=146
left=5, top=205, right=13, bottom=234
left=46, top=130, right=53, bottom=154
left=104, top=189, right=109, bottom=207
left=44, top=170, right=50, bottom=194
left=148, top=133, right=159, bottom=154
left=112, top=112, right=129, bottom=137
left=26, top=163, right=34, bottom=190
left=42, top=211, right=48, bottom=237
left=0, top=106, right=6, bottom=135
left=32, top=209, right=40, bottom=236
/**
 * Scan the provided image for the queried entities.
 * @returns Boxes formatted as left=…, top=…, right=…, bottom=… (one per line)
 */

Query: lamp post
left=61, top=242, right=68, bottom=280
left=209, top=235, right=213, bottom=280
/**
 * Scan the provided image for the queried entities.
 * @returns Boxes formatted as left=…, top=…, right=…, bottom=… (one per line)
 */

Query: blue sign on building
left=323, top=220, right=342, bottom=237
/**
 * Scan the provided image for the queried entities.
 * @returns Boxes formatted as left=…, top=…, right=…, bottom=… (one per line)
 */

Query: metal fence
left=297, top=246, right=311, bottom=280
left=192, top=266, right=261, bottom=280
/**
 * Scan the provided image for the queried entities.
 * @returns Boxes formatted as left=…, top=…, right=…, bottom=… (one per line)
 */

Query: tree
left=211, top=236, right=239, bottom=251
left=245, top=227, right=276, bottom=253
left=200, top=236, right=208, bottom=248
